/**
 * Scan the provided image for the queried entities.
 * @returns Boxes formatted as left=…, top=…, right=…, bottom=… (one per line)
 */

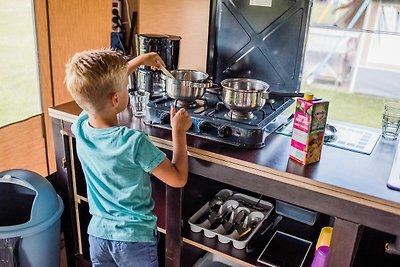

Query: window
left=0, top=0, right=40, bottom=127
left=302, top=0, right=400, bottom=128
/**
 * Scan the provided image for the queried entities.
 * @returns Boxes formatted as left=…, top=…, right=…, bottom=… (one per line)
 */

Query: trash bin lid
left=0, top=169, right=61, bottom=227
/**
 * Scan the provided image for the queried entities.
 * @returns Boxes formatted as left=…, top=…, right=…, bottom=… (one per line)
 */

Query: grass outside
left=302, top=86, right=388, bottom=129
left=0, top=0, right=40, bottom=128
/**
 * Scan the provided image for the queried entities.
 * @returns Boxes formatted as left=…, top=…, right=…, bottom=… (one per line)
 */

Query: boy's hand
left=127, top=52, right=166, bottom=74
left=141, top=52, right=165, bottom=70
left=170, top=105, right=192, bottom=133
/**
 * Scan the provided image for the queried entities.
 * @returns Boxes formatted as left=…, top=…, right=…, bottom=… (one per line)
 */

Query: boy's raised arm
left=127, top=52, right=165, bottom=74
left=151, top=106, right=192, bottom=188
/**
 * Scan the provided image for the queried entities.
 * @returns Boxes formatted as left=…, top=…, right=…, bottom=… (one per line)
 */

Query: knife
left=208, top=206, right=234, bottom=229
left=246, top=215, right=283, bottom=253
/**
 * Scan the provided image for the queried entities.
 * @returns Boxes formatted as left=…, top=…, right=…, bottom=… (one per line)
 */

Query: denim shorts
left=89, top=234, right=159, bottom=267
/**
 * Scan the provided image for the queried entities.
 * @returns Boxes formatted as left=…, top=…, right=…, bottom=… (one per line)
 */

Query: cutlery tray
left=188, top=189, right=274, bottom=249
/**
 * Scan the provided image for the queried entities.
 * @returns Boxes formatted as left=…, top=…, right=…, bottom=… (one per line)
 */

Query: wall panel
left=137, top=0, right=210, bottom=71
left=34, top=0, right=111, bottom=173
left=48, top=0, right=111, bottom=106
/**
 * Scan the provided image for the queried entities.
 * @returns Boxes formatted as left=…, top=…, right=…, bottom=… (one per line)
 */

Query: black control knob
left=198, top=121, right=211, bottom=133
left=160, top=112, right=170, bottom=125
left=217, top=125, right=232, bottom=138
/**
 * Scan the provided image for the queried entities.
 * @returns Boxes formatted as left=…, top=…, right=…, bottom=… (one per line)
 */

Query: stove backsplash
left=144, top=0, right=311, bottom=148
left=207, top=0, right=312, bottom=93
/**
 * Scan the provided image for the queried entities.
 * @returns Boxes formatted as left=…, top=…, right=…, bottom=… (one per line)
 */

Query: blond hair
left=65, top=48, right=128, bottom=113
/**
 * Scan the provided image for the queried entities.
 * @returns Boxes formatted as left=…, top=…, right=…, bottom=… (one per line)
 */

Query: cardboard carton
left=289, top=94, right=329, bottom=165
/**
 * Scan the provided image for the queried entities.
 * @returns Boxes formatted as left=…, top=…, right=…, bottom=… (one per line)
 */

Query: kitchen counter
left=49, top=101, right=400, bottom=266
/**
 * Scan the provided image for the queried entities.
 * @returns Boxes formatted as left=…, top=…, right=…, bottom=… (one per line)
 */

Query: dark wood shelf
left=181, top=243, right=208, bottom=267
left=354, top=227, right=400, bottom=267
left=181, top=214, right=331, bottom=266
left=176, top=173, right=332, bottom=266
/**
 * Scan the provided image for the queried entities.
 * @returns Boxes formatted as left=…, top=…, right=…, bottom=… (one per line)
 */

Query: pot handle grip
left=193, top=79, right=213, bottom=88
left=262, top=91, right=304, bottom=99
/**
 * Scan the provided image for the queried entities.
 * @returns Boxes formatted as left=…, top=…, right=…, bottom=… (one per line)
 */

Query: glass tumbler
left=382, top=101, right=400, bottom=140
left=129, top=91, right=150, bottom=117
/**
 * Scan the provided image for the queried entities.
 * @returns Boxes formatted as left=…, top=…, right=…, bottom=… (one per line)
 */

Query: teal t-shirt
left=72, top=111, right=166, bottom=242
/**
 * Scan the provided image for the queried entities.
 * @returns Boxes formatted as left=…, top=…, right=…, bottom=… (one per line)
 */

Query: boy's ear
left=111, top=92, right=119, bottom=107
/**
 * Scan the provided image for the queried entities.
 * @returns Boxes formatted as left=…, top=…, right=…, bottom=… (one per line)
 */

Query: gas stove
left=141, top=0, right=311, bottom=148
left=145, top=92, right=294, bottom=148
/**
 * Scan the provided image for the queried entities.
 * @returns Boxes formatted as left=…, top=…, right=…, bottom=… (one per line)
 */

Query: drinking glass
left=129, top=91, right=150, bottom=117
left=382, top=101, right=400, bottom=140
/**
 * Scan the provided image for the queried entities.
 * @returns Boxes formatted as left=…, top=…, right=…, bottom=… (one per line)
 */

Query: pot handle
left=193, top=79, right=213, bottom=88
left=262, top=91, right=304, bottom=99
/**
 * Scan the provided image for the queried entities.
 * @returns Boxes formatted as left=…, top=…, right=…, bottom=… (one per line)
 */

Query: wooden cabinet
left=51, top=120, right=167, bottom=266
left=49, top=102, right=400, bottom=267
left=52, top=126, right=329, bottom=266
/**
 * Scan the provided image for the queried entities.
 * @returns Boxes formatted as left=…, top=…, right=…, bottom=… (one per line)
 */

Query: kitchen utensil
left=196, top=196, right=224, bottom=224
left=223, top=210, right=247, bottom=235
left=209, top=206, right=234, bottom=229
left=159, top=64, right=175, bottom=79
left=239, top=226, right=252, bottom=239
left=237, top=199, right=266, bottom=212
left=162, top=69, right=213, bottom=102
left=220, top=78, right=303, bottom=112
left=126, top=12, right=137, bottom=56
left=246, top=215, right=282, bottom=253
left=236, top=211, right=265, bottom=239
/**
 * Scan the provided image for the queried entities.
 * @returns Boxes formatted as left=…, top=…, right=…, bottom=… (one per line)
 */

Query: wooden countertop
left=49, top=101, right=400, bottom=235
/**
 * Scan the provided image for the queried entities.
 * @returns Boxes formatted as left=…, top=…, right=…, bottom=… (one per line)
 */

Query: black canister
left=166, top=35, right=181, bottom=70
left=136, top=33, right=181, bottom=98
left=137, top=33, right=180, bottom=70
left=137, top=34, right=169, bottom=70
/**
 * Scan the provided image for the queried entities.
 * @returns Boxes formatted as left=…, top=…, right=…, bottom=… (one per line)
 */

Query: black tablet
left=257, top=231, right=312, bottom=267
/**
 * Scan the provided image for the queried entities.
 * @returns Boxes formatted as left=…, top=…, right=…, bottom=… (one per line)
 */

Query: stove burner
left=175, top=99, right=198, bottom=108
left=225, top=110, right=255, bottom=121
left=172, top=98, right=210, bottom=114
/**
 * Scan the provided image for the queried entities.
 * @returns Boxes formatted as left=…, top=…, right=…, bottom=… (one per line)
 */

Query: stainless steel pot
left=162, top=70, right=213, bottom=102
left=221, top=78, right=303, bottom=112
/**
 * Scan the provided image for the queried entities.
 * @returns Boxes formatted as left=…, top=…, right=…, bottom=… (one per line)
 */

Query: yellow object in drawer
left=316, top=226, right=333, bottom=251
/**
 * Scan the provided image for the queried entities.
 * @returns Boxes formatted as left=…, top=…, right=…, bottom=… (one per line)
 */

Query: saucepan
left=220, top=78, right=304, bottom=112
left=162, top=69, right=213, bottom=102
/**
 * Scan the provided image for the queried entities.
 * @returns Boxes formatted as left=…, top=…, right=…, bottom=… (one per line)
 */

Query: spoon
left=159, top=64, right=175, bottom=79
left=196, top=196, right=224, bottom=224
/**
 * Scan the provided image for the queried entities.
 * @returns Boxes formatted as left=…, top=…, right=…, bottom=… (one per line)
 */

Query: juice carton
left=289, top=93, right=329, bottom=165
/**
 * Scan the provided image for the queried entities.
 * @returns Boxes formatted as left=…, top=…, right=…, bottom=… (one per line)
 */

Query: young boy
left=65, top=48, right=192, bottom=267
